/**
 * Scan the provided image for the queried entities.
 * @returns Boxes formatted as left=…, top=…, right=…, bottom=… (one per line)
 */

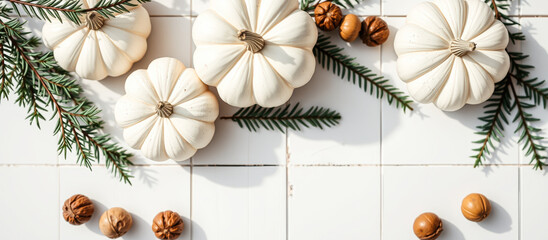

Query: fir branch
left=473, top=0, right=548, bottom=169
left=314, top=33, right=414, bottom=112
left=508, top=52, right=548, bottom=109
left=300, top=0, right=363, bottom=12
left=298, top=0, right=414, bottom=112
left=220, top=103, right=341, bottom=133
left=0, top=5, right=134, bottom=183
left=8, top=0, right=151, bottom=24
left=472, top=78, right=512, bottom=166
left=509, top=81, right=546, bottom=169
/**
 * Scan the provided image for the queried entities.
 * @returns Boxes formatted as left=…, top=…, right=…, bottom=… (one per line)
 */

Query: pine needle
left=221, top=103, right=342, bottom=133
left=473, top=0, right=547, bottom=169
left=314, top=33, right=414, bottom=112
left=1, top=4, right=134, bottom=183
left=8, top=0, right=151, bottom=24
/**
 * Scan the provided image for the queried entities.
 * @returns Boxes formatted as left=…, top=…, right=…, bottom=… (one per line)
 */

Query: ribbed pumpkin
left=192, top=0, right=318, bottom=108
left=42, top=0, right=151, bottom=80
left=394, top=0, right=510, bottom=111
left=115, top=58, right=219, bottom=161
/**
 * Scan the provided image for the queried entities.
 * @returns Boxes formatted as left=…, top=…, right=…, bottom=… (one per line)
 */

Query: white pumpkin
left=394, top=0, right=510, bottom=111
left=42, top=0, right=151, bottom=81
left=192, top=0, right=318, bottom=108
left=115, top=58, right=219, bottom=161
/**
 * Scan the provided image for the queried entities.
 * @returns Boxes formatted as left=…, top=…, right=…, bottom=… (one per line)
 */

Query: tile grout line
left=189, top=1, right=194, bottom=237
left=3, top=163, right=536, bottom=167
left=379, top=2, right=384, bottom=239
left=190, top=157, right=194, bottom=240
left=135, top=14, right=548, bottom=18
left=518, top=166, right=521, bottom=240
left=517, top=5, right=522, bottom=239
left=57, top=161, right=60, bottom=240
left=285, top=124, right=290, bottom=240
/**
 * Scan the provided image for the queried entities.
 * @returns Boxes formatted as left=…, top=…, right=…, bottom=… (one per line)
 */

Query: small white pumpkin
left=115, top=58, right=219, bottom=161
left=192, top=0, right=318, bottom=108
left=394, top=0, right=510, bottom=111
left=42, top=0, right=151, bottom=80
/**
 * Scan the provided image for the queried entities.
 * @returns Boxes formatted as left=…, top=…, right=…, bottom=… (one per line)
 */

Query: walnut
left=314, top=1, right=343, bottom=31
left=152, top=210, right=185, bottom=239
left=461, top=193, right=491, bottom=222
left=413, top=212, right=443, bottom=240
left=99, top=207, right=133, bottom=239
left=360, top=16, right=390, bottom=47
left=62, top=194, right=94, bottom=225
left=339, top=14, right=361, bottom=42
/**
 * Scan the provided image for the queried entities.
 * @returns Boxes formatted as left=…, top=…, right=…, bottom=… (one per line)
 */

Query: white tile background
left=1, top=0, right=548, bottom=239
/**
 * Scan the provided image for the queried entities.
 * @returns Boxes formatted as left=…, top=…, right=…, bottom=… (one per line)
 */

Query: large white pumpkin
left=394, top=0, right=510, bottom=111
left=192, top=0, right=318, bottom=108
left=115, top=58, right=219, bottom=161
left=42, top=0, right=151, bottom=81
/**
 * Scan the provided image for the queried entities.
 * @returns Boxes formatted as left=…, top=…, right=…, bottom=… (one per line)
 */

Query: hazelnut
left=461, top=193, right=491, bottom=222
left=339, top=14, right=361, bottom=42
left=152, top=210, right=185, bottom=239
left=314, top=1, right=343, bottom=31
left=360, top=16, right=390, bottom=47
left=99, top=207, right=133, bottom=239
left=413, top=212, right=443, bottom=240
left=62, top=194, right=94, bottom=225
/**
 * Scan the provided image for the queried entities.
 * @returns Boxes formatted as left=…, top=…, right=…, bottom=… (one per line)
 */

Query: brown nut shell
left=360, top=16, right=390, bottom=47
left=314, top=1, right=343, bottom=31
left=339, top=14, right=361, bottom=42
left=413, top=212, right=443, bottom=240
left=152, top=210, right=184, bottom=240
left=99, top=207, right=133, bottom=239
left=62, top=194, right=95, bottom=225
left=461, top=193, right=491, bottom=222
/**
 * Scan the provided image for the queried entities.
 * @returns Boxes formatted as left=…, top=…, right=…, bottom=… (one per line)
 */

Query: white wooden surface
left=1, top=0, right=548, bottom=239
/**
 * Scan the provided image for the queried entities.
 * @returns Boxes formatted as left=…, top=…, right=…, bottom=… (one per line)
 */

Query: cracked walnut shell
left=99, top=207, right=133, bottom=239
left=62, top=194, right=94, bottom=225
left=314, top=1, right=343, bottom=31
left=152, top=210, right=184, bottom=239
left=461, top=193, right=491, bottom=222
left=413, top=212, right=443, bottom=240
left=360, top=16, right=390, bottom=47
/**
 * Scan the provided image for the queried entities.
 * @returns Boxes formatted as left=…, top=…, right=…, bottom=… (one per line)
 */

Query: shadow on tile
left=441, top=218, right=466, bottom=240
left=192, top=165, right=280, bottom=188
left=478, top=200, right=512, bottom=234
left=133, top=166, right=160, bottom=187
left=143, top=1, right=191, bottom=16
left=122, top=212, right=148, bottom=240
left=84, top=200, right=108, bottom=237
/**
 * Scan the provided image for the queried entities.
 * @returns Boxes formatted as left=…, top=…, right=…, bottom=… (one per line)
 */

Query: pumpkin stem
left=156, top=101, right=174, bottom=118
left=85, top=11, right=106, bottom=30
left=238, top=29, right=265, bottom=53
left=450, top=39, right=476, bottom=57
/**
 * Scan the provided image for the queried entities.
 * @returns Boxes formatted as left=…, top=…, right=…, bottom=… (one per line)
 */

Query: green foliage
left=0, top=4, right=134, bottom=183
left=314, top=33, right=414, bottom=112
left=300, top=0, right=363, bottom=12
left=472, top=79, right=512, bottom=166
left=473, top=0, right=547, bottom=169
left=9, top=0, right=151, bottom=24
left=221, top=103, right=341, bottom=133
left=298, top=0, right=414, bottom=112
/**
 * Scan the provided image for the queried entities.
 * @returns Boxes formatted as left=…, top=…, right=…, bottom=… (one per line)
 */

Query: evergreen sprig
left=300, top=0, right=363, bottom=12
left=314, top=33, right=414, bottom=112
left=8, top=0, right=151, bottom=24
left=299, top=0, right=414, bottom=112
left=221, top=103, right=341, bottom=133
left=473, top=0, right=547, bottom=169
left=1, top=4, right=134, bottom=183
